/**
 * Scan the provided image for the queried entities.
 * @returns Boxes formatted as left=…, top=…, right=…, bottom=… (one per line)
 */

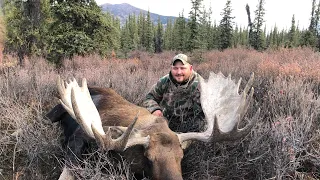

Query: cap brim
left=172, top=59, right=188, bottom=65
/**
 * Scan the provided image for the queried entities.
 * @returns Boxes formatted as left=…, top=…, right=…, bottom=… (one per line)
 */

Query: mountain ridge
left=100, top=3, right=179, bottom=25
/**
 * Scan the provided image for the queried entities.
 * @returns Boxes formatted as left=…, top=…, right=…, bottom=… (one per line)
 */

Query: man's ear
left=190, top=65, right=193, bottom=71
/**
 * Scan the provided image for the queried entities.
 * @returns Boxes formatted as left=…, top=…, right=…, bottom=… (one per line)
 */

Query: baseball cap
left=172, top=54, right=191, bottom=65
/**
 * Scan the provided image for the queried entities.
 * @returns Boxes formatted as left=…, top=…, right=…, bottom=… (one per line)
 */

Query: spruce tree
left=218, top=0, right=234, bottom=50
left=206, top=7, right=218, bottom=50
left=145, top=10, right=154, bottom=52
left=315, top=0, right=320, bottom=50
left=154, top=17, right=163, bottom=53
left=278, top=30, right=286, bottom=47
left=120, top=20, right=132, bottom=57
left=210, top=21, right=220, bottom=49
left=251, top=0, right=266, bottom=51
left=198, top=6, right=210, bottom=50
left=173, top=12, right=187, bottom=51
left=270, top=25, right=278, bottom=48
left=138, top=12, right=146, bottom=50
left=163, top=18, right=173, bottom=50
left=187, top=0, right=203, bottom=52
left=300, top=30, right=317, bottom=48
left=48, top=0, right=119, bottom=64
left=262, top=25, right=267, bottom=47
left=232, top=26, right=239, bottom=48
left=301, top=0, right=318, bottom=48
left=287, top=15, right=297, bottom=48
left=127, top=14, right=139, bottom=49
left=309, top=0, right=317, bottom=32
left=238, top=26, right=249, bottom=47
left=4, top=0, right=50, bottom=65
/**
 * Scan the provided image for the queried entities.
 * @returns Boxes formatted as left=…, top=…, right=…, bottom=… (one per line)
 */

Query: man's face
left=171, top=61, right=193, bottom=83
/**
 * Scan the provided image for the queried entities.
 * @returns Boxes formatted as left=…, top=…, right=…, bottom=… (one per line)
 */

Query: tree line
left=2, top=0, right=320, bottom=65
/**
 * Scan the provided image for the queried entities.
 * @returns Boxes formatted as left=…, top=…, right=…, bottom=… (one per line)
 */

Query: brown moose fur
left=89, top=87, right=158, bottom=127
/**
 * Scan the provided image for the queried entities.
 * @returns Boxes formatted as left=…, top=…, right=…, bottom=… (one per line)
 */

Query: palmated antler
left=177, top=72, right=260, bottom=144
left=57, top=76, right=149, bottom=151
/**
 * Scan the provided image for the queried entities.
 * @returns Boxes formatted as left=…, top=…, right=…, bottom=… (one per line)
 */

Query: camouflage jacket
left=143, top=71, right=205, bottom=132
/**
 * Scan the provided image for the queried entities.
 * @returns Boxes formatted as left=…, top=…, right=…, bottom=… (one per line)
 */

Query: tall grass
left=0, top=48, right=319, bottom=179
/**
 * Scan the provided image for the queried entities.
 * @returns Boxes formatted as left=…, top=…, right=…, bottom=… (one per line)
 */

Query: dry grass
left=0, top=47, right=319, bottom=179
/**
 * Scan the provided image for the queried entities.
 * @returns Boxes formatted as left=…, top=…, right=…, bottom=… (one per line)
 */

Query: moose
left=47, top=72, right=260, bottom=180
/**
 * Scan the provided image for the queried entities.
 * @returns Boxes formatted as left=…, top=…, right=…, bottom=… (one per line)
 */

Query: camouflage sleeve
left=192, top=76, right=205, bottom=119
left=193, top=87, right=204, bottom=117
left=143, top=77, right=167, bottom=113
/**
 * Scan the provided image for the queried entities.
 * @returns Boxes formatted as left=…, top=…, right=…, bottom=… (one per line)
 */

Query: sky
left=95, top=0, right=312, bottom=31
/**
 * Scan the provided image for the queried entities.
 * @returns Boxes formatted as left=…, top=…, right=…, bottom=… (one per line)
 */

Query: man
left=143, top=54, right=205, bottom=132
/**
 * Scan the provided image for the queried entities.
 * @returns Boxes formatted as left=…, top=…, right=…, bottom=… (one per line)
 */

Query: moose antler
left=177, top=72, right=260, bottom=143
left=57, top=76, right=149, bottom=151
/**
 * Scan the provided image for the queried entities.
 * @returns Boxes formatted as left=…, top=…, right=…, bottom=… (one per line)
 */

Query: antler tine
left=211, top=108, right=260, bottom=142
left=236, top=77, right=242, bottom=93
left=243, top=73, right=254, bottom=95
left=71, top=86, right=97, bottom=138
left=125, top=136, right=150, bottom=150
left=92, top=112, right=149, bottom=151
left=57, top=76, right=76, bottom=119
left=57, top=76, right=65, bottom=101
left=110, top=113, right=139, bottom=150
left=238, top=108, right=260, bottom=134
left=238, top=73, right=255, bottom=120
left=92, top=116, right=136, bottom=151
left=81, top=77, right=91, bottom=97
left=239, top=87, right=254, bottom=120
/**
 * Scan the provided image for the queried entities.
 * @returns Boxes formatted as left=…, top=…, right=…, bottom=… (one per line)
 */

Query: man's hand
left=152, top=110, right=163, bottom=117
